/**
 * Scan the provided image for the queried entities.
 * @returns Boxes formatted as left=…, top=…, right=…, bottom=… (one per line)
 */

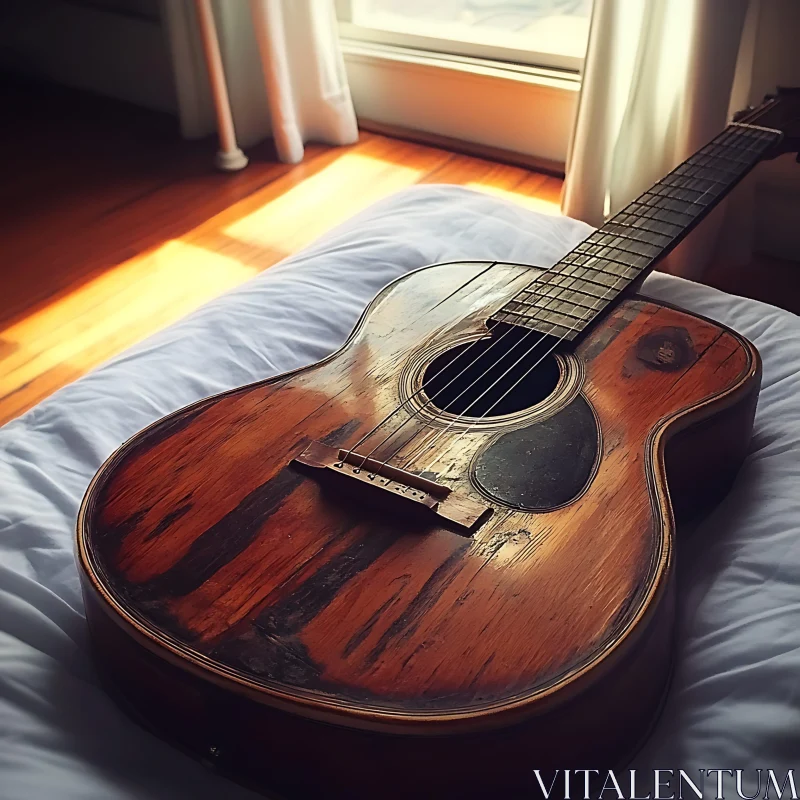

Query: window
left=335, top=0, right=592, bottom=168
left=337, top=0, right=593, bottom=73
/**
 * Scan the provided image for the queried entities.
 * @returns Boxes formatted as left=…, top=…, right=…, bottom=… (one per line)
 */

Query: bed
left=2, top=185, right=799, bottom=799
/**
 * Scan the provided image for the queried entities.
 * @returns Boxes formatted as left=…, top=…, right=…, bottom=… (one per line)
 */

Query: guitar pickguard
left=472, top=394, right=600, bottom=511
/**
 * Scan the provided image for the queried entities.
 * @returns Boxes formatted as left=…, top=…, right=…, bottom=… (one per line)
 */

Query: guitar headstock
left=734, top=87, right=800, bottom=161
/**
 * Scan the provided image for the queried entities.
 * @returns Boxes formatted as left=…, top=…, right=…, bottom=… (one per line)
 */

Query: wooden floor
left=1, top=78, right=797, bottom=426
left=0, top=79, right=564, bottom=426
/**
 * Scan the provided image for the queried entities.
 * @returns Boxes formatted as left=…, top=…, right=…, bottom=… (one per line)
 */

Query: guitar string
left=419, top=152, right=771, bottom=474
left=350, top=267, right=594, bottom=465
left=337, top=169, right=701, bottom=469
left=343, top=151, right=719, bottom=468
left=419, top=133, right=772, bottom=475
left=382, top=128, right=761, bottom=472
left=342, top=125, right=767, bottom=476
left=340, top=264, right=529, bottom=461
left=370, top=260, right=619, bottom=470
left=339, top=134, right=740, bottom=465
left=418, top=279, right=620, bottom=474
left=385, top=134, right=765, bottom=476
left=342, top=241, right=624, bottom=467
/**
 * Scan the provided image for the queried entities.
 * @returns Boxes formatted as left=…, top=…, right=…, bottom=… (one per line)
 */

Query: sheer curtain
left=561, top=0, right=758, bottom=279
left=163, top=0, right=358, bottom=165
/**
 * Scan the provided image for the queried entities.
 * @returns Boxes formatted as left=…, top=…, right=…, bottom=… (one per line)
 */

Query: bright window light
left=341, top=0, right=593, bottom=68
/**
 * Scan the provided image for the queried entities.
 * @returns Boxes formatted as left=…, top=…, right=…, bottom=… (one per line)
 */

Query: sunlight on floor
left=1, top=240, right=255, bottom=397
left=0, top=127, right=563, bottom=424
left=1, top=163, right=561, bottom=417
left=224, top=152, right=427, bottom=252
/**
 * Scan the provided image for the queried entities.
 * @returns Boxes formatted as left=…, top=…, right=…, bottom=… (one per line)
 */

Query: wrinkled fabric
left=1, top=186, right=798, bottom=798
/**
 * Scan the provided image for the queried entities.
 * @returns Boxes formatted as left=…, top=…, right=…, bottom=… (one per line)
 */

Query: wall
left=0, top=0, right=177, bottom=114
left=748, top=0, right=800, bottom=260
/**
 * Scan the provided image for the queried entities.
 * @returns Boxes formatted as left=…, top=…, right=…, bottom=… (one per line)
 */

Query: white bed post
left=194, top=0, right=249, bottom=171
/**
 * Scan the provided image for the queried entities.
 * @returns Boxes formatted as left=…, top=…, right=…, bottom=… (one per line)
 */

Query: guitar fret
left=641, top=190, right=698, bottom=210
left=602, top=216, right=666, bottom=235
left=697, top=146, right=753, bottom=168
left=646, top=184, right=718, bottom=206
left=523, top=279, right=604, bottom=299
left=576, top=243, right=648, bottom=273
left=666, top=186, right=710, bottom=204
left=674, top=161, right=740, bottom=179
left=694, top=149, right=750, bottom=170
left=497, top=306, right=582, bottom=333
left=621, top=209, right=670, bottom=232
left=591, top=248, right=649, bottom=270
left=663, top=172, right=731, bottom=189
left=506, top=299, right=588, bottom=322
left=553, top=259, right=628, bottom=288
left=590, top=233, right=662, bottom=259
left=491, top=122, right=782, bottom=337
left=603, top=220, right=673, bottom=247
left=715, top=125, right=776, bottom=152
left=545, top=268, right=620, bottom=294
left=490, top=308, right=574, bottom=338
left=673, top=165, right=734, bottom=184
left=520, top=283, right=601, bottom=305
left=611, top=212, right=682, bottom=237
left=534, top=276, right=607, bottom=302
left=579, top=245, right=650, bottom=268
left=531, top=307, right=585, bottom=330
left=640, top=193, right=701, bottom=216
left=521, top=285, right=607, bottom=313
left=659, top=177, right=726, bottom=196
left=626, top=202, right=693, bottom=228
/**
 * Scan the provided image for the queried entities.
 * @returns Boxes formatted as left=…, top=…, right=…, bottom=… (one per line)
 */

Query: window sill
left=340, top=39, right=581, bottom=169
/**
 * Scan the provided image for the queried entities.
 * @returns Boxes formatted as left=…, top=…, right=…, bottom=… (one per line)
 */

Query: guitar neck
left=491, top=122, right=783, bottom=341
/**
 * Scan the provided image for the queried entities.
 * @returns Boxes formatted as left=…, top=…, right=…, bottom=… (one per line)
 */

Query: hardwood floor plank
left=0, top=151, right=328, bottom=328
left=419, top=153, right=534, bottom=189
left=1, top=242, right=259, bottom=401
left=219, top=136, right=453, bottom=256
left=0, top=80, right=563, bottom=426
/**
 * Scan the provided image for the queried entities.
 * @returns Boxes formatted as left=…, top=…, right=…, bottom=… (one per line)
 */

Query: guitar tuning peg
left=732, top=107, right=755, bottom=122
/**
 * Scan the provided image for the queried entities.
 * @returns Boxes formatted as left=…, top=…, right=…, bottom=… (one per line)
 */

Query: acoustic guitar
left=77, top=91, right=800, bottom=799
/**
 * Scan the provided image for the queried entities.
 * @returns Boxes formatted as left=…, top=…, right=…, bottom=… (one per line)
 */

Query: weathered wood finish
left=78, top=260, right=760, bottom=799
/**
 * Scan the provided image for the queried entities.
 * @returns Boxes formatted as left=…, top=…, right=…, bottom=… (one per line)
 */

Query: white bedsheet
left=2, top=185, right=799, bottom=799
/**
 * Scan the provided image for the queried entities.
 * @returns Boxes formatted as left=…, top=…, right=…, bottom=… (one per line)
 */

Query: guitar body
left=78, top=261, right=760, bottom=799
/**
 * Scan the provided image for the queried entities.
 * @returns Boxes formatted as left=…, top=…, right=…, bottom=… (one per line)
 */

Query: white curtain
left=162, top=0, right=358, bottom=164
left=561, top=0, right=759, bottom=279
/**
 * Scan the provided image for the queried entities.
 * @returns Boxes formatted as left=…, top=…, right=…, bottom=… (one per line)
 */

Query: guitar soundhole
left=421, top=334, right=561, bottom=418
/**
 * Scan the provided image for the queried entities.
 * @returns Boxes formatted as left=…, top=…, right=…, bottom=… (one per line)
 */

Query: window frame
left=335, top=0, right=587, bottom=74
left=335, top=0, right=588, bottom=169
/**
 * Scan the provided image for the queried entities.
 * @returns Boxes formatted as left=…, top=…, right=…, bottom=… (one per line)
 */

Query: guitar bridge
left=292, top=441, right=492, bottom=534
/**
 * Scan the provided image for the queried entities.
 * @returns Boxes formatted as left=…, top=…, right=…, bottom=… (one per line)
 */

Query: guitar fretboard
left=491, top=123, right=782, bottom=340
